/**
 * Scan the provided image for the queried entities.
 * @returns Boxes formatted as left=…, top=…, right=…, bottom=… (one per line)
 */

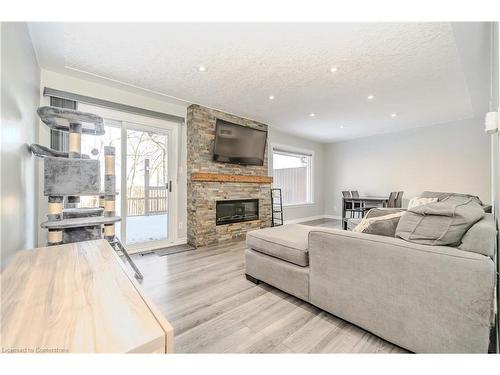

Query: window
left=272, top=146, right=313, bottom=206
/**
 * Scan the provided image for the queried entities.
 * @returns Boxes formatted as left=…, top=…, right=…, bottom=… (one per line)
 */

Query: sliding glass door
left=78, top=104, right=179, bottom=253
left=124, top=124, right=171, bottom=247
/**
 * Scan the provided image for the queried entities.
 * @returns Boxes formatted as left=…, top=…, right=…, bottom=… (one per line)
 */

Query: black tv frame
left=213, top=119, right=268, bottom=166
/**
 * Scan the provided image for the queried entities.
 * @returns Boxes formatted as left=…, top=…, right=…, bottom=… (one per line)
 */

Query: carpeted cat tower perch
left=31, top=106, right=143, bottom=279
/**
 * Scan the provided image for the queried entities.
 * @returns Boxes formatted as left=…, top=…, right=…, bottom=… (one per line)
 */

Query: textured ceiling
left=28, top=22, right=487, bottom=142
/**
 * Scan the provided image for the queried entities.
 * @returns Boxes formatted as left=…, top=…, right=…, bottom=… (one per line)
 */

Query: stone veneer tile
left=187, top=105, right=272, bottom=247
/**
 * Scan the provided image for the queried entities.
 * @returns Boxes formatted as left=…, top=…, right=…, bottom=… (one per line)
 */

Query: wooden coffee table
left=1, top=239, right=173, bottom=353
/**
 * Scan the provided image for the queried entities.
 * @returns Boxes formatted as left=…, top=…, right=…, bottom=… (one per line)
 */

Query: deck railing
left=127, top=186, right=168, bottom=217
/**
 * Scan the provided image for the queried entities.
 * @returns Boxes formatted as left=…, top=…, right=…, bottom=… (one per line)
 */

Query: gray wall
left=268, top=127, right=325, bottom=221
left=1, top=22, right=40, bottom=268
left=324, top=117, right=491, bottom=217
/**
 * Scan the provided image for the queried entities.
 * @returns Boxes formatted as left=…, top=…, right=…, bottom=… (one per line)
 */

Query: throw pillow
left=395, top=194, right=485, bottom=246
left=353, top=208, right=405, bottom=237
left=407, top=196, right=438, bottom=210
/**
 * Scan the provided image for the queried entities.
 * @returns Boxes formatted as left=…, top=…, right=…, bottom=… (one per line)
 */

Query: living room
left=1, top=1, right=500, bottom=373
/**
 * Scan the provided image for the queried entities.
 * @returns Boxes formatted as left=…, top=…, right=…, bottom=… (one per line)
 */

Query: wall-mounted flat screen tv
left=213, top=119, right=267, bottom=166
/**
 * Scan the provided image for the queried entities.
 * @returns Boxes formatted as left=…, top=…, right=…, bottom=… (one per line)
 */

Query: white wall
left=1, top=22, right=40, bottom=268
left=268, top=127, right=325, bottom=221
left=37, top=69, right=189, bottom=245
left=324, top=117, right=491, bottom=217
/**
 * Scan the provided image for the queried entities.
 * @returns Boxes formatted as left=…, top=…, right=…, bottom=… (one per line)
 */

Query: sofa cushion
left=246, top=224, right=313, bottom=266
left=395, top=194, right=485, bottom=246
left=352, top=208, right=406, bottom=237
left=459, top=213, right=496, bottom=258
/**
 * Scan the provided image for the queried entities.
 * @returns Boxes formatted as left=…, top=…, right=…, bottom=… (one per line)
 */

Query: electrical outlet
left=333, top=206, right=338, bottom=212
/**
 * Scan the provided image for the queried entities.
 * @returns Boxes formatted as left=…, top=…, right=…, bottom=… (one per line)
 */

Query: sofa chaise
left=245, top=196, right=496, bottom=353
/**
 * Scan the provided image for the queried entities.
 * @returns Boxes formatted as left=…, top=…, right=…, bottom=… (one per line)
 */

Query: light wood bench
left=1, top=239, right=173, bottom=353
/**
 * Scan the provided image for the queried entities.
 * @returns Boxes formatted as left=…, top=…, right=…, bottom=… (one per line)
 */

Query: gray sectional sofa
left=245, top=204, right=496, bottom=353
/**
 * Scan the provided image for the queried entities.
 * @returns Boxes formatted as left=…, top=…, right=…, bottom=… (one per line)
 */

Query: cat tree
left=31, top=106, right=143, bottom=279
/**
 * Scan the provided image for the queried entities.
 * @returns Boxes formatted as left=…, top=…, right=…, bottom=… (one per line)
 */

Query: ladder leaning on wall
left=271, top=188, right=283, bottom=227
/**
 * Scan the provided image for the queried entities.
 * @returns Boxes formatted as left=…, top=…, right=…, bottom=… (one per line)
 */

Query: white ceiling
left=28, top=22, right=492, bottom=143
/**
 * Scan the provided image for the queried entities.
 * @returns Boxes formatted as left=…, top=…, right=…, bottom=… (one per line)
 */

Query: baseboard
left=283, top=214, right=341, bottom=225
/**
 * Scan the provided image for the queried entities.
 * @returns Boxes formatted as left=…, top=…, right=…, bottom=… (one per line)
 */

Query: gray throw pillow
left=395, top=194, right=485, bottom=246
left=353, top=208, right=406, bottom=237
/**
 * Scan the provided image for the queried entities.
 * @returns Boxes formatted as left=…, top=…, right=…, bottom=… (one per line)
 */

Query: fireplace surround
left=187, top=104, right=272, bottom=247
left=216, top=199, right=259, bottom=225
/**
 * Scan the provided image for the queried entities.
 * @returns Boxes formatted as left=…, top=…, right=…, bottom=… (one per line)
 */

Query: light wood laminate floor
left=132, top=225, right=408, bottom=353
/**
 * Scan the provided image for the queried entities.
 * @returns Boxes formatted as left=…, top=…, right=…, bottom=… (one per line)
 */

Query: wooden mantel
left=191, top=172, right=273, bottom=184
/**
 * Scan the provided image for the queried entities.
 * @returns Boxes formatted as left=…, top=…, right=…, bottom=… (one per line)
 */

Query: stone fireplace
left=187, top=104, right=272, bottom=248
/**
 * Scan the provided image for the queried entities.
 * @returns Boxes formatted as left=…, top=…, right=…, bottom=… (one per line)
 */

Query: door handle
left=168, top=180, right=172, bottom=193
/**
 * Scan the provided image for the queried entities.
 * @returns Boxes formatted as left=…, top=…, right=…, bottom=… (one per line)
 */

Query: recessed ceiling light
left=330, top=67, right=338, bottom=73
left=198, top=66, right=207, bottom=72
left=268, top=95, right=275, bottom=100
left=309, top=113, right=316, bottom=117
left=390, top=113, right=397, bottom=118
left=367, top=94, right=375, bottom=100
left=340, top=125, right=344, bottom=129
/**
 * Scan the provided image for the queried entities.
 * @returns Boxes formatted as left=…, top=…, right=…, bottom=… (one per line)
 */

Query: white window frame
left=270, top=143, right=314, bottom=207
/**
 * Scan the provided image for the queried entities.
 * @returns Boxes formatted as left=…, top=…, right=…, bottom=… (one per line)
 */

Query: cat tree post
left=103, top=146, right=116, bottom=241
left=47, top=195, right=63, bottom=245
left=68, top=122, right=82, bottom=158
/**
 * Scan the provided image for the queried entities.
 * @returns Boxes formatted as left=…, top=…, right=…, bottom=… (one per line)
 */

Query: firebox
left=216, top=199, right=259, bottom=225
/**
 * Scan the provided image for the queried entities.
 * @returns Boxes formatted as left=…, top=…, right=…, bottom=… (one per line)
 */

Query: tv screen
left=213, top=119, right=267, bottom=166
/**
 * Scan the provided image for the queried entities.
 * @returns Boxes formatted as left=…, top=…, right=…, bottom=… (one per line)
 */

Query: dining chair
left=387, top=191, right=398, bottom=208
left=395, top=191, right=404, bottom=208
left=342, top=191, right=352, bottom=198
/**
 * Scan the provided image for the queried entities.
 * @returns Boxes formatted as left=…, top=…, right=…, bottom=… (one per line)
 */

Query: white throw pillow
left=407, top=197, right=438, bottom=210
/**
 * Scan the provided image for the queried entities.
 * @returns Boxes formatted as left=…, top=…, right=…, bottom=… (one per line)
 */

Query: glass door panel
left=125, top=127, right=169, bottom=245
